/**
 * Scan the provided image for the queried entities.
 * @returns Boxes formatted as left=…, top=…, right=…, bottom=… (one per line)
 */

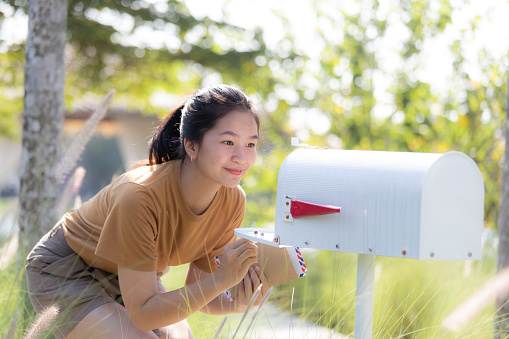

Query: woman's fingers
left=255, top=266, right=271, bottom=299
left=235, top=242, right=258, bottom=257
left=250, top=269, right=263, bottom=303
left=237, top=249, right=258, bottom=268
left=217, top=239, right=258, bottom=287
left=244, top=270, right=253, bottom=292
left=229, top=238, right=257, bottom=251
left=233, top=267, right=271, bottom=310
left=227, top=240, right=258, bottom=267
left=255, top=267, right=269, bottom=288
left=249, top=267, right=261, bottom=291
left=238, top=279, right=245, bottom=301
left=237, top=272, right=251, bottom=304
left=228, top=238, right=249, bottom=249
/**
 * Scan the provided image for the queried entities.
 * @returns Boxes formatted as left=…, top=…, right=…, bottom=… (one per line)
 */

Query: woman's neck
left=180, top=158, right=221, bottom=215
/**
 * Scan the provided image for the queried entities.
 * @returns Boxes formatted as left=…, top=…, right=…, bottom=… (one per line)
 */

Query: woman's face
left=192, top=110, right=259, bottom=188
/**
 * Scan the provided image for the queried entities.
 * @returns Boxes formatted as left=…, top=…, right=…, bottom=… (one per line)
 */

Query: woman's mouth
left=226, top=168, right=243, bottom=176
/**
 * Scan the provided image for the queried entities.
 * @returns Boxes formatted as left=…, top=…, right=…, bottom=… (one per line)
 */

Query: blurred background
left=1, top=0, right=508, bottom=337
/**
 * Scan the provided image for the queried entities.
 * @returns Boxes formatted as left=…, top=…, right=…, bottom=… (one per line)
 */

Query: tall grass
left=272, top=244, right=497, bottom=338
left=0, top=229, right=31, bottom=338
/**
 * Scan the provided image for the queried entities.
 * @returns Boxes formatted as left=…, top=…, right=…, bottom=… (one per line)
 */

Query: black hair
left=147, top=84, right=260, bottom=166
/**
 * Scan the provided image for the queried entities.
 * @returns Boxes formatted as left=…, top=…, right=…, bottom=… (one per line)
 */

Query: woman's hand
left=215, top=238, right=258, bottom=288
left=235, top=266, right=272, bottom=311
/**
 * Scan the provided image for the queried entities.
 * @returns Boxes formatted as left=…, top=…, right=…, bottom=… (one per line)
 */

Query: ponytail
left=148, top=104, right=185, bottom=165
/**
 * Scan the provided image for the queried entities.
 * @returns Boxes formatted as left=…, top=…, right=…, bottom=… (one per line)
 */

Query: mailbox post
left=236, top=147, right=484, bottom=339
left=355, top=254, right=375, bottom=338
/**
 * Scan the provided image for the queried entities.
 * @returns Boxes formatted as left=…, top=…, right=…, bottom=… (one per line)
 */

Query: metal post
left=355, top=254, right=376, bottom=339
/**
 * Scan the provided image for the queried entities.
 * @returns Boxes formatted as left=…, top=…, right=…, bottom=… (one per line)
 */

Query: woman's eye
left=223, top=141, right=234, bottom=146
left=247, top=143, right=256, bottom=148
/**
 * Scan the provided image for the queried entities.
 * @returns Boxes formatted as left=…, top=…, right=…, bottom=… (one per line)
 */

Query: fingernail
left=250, top=267, right=254, bottom=271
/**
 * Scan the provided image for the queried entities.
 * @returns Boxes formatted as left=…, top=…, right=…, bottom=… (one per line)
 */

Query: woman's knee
left=66, top=302, right=158, bottom=339
left=154, top=320, right=194, bottom=339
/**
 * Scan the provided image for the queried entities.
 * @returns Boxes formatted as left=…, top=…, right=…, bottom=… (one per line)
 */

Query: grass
left=0, top=261, right=29, bottom=338
left=271, top=244, right=498, bottom=338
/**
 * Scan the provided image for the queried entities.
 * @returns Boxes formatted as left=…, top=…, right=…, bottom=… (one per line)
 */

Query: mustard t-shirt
left=62, top=159, right=245, bottom=274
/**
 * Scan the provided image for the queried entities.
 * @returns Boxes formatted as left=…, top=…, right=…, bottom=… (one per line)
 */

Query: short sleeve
left=95, top=183, right=158, bottom=271
left=192, top=188, right=246, bottom=273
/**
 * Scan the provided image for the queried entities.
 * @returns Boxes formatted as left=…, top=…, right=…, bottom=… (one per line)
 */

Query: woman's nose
left=232, top=146, right=247, bottom=164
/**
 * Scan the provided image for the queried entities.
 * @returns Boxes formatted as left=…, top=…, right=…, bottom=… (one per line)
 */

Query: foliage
left=0, top=46, right=23, bottom=140
left=3, top=0, right=268, bottom=111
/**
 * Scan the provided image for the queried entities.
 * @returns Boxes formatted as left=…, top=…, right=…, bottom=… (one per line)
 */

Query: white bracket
left=283, top=195, right=295, bottom=223
left=234, top=228, right=280, bottom=247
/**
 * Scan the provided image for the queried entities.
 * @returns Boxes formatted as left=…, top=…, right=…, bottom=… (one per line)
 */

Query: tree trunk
left=19, top=0, right=68, bottom=256
left=495, top=67, right=509, bottom=336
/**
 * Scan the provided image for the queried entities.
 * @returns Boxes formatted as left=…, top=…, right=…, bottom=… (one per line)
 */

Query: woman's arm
left=118, top=238, right=258, bottom=331
left=186, top=261, right=271, bottom=315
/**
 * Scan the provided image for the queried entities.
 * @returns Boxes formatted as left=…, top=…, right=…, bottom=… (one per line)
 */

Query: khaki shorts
left=26, top=222, right=122, bottom=338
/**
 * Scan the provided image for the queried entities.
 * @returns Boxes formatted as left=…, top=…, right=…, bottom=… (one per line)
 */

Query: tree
left=19, top=0, right=68, bottom=253
left=16, top=0, right=68, bottom=330
left=495, top=69, right=509, bottom=336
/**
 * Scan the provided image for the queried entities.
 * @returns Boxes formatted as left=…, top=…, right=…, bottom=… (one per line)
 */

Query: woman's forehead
left=211, top=110, right=259, bottom=135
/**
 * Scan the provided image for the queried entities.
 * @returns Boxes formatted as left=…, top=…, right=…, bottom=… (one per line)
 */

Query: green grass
left=0, top=261, right=32, bottom=338
left=0, top=231, right=501, bottom=338
left=272, top=245, right=498, bottom=338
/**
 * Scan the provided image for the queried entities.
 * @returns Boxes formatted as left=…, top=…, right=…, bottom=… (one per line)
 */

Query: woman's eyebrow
left=219, top=131, right=258, bottom=139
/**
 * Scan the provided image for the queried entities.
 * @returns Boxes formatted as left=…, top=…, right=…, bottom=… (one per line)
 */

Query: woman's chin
left=222, top=178, right=243, bottom=188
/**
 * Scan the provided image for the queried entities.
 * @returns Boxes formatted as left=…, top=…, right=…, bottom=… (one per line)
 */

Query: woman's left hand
left=234, top=266, right=271, bottom=311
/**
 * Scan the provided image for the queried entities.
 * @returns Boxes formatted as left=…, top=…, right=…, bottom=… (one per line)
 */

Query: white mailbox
left=238, top=148, right=484, bottom=259
left=278, top=148, right=483, bottom=259
left=236, top=147, right=485, bottom=339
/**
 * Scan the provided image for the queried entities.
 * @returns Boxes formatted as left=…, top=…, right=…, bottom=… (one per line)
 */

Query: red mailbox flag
left=290, top=199, right=341, bottom=218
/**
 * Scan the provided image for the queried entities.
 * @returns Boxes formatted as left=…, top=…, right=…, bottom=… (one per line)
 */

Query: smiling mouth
left=226, top=168, right=243, bottom=176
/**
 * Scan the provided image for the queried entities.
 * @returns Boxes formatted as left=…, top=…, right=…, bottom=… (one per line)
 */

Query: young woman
left=26, top=84, right=271, bottom=338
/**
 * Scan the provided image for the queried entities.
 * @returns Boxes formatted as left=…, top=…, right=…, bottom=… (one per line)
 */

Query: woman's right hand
left=216, top=238, right=258, bottom=288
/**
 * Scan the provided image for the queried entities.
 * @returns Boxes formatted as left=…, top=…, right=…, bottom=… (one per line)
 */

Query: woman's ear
left=183, top=138, right=199, bottom=160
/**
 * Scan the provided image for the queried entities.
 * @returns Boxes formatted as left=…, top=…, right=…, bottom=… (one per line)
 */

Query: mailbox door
left=419, top=152, right=484, bottom=260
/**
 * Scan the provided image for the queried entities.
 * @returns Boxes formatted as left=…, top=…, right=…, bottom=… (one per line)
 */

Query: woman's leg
left=65, top=302, right=157, bottom=339
left=66, top=303, right=194, bottom=339
left=154, top=319, right=194, bottom=339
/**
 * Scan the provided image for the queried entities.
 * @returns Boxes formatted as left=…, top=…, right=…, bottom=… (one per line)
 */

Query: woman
left=26, top=84, right=270, bottom=338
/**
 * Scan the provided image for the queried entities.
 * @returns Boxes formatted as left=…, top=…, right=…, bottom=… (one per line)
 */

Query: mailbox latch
left=284, top=196, right=341, bottom=222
